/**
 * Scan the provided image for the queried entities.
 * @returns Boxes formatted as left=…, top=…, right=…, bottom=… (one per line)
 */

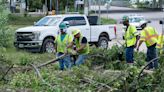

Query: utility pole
left=98, top=0, right=101, bottom=24
left=56, top=0, right=59, bottom=14
left=50, top=0, right=52, bottom=11
left=84, top=0, right=89, bottom=15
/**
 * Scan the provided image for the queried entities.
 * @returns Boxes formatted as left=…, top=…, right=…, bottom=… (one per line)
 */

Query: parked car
left=14, top=14, right=117, bottom=53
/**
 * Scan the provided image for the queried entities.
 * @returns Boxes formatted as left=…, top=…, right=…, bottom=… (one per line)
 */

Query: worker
left=122, top=16, right=139, bottom=64
left=67, top=28, right=89, bottom=66
left=55, top=22, right=73, bottom=70
left=137, top=22, right=158, bottom=69
left=156, top=34, right=164, bottom=54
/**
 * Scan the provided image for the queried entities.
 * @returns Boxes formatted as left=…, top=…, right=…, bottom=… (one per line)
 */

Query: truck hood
left=130, top=23, right=140, bottom=27
left=16, top=26, right=58, bottom=32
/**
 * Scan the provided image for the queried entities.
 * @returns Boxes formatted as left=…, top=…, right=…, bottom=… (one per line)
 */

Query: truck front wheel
left=41, top=38, right=55, bottom=53
left=97, top=37, right=108, bottom=49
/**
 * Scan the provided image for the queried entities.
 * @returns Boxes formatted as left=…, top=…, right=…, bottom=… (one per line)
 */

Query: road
left=101, top=12, right=164, bottom=20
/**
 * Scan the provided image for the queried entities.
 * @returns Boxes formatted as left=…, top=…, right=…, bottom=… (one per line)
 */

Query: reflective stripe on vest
left=156, top=35, right=164, bottom=48
left=144, top=29, right=158, bottom=46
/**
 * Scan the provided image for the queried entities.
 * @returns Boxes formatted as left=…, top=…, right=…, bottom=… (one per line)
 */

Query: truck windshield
left=129, top=17, right=145, bottom=23
left=35, top=17, right=61, bottom=26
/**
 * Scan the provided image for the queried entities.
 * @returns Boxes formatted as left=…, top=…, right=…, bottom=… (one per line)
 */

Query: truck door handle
left=86, top=28, right=89, bottom=30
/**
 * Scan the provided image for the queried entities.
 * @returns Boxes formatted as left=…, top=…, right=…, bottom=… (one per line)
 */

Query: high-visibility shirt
left=55, top=34, right=73, bottom=53
left=156, top=34, right=164, bottom=49
left=140, top=26, right=158, bottom=47
left=124, top=25, right=138, bottom=47
left=75, top=36, right=89, bottom=54
left=156, top=34, right=164, bottom=54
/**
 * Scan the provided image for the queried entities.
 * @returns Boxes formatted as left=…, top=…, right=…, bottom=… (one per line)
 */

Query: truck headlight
left=33, top=32, right=41, bottom=40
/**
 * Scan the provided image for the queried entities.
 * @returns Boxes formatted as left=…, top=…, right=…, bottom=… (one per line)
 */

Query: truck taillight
left=114, top=26, right=117, bottom=36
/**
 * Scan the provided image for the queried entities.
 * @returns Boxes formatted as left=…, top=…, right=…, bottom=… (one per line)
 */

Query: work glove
left=64, top=49, right=68, bottom=54
left=71, top=50, right=77, bottom=55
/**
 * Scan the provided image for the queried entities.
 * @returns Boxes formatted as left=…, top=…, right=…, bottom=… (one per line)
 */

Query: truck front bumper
left=14, top=41, right=43, bottom=52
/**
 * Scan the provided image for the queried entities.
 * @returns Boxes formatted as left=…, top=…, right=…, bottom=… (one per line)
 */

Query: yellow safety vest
left=156, top=34, right=164, bottom=54
left=124, top=25, right=138, bottom=47
left=156, top=34, right=164, bottom=49
left=140, top=26, right=158, bottom=47
left=55, top=34, right=73, bottom=53
left=75, top=36, right=89, bottom=54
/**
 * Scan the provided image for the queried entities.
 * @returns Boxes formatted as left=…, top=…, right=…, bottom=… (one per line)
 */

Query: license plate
left=19, top=44, right=24, bottom=48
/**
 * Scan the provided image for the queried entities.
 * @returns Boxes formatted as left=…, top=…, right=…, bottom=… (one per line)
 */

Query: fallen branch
left=0, top=64, right=14, bottom=81
left=30, top=64, right=56, bottom=89
left=138, top=55, right=164, bottom=81
left=37, top=53, right=67, bottom=68
left=82, top=76, right=113, bottom=91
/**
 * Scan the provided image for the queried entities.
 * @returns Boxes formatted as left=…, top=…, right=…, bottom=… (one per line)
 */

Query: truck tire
left=97, top=37, right=108, bottom=49
left=41, top=38, right=55, bottom=53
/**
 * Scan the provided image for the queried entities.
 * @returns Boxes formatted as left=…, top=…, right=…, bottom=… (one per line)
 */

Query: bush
left=101, top=18, right=117, bottom=24
left=0, top=2, right=12, bottom=48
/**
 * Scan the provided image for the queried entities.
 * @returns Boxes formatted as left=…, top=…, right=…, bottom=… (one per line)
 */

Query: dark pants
left=125, top=46, right=134, bottom=63
left=146, top=44, right=158, bottom=69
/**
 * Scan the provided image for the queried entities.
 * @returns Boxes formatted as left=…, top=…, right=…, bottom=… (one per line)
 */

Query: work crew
left=55, top=22, right=73, bottom=70
left=137, top=22, right=158, bottom=69
left=122, top=16, right=139, bottom=64
left=67, top=28, right=89, bottom=66
left=156, top=34, right=164, bottom=54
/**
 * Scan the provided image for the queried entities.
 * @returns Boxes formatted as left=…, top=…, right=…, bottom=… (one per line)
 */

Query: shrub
left=0, top=2, right=12, bottom=48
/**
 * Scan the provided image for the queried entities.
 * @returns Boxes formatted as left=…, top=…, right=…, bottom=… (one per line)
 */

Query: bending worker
left=67, top=28, right=89, bottom=66
left=55, top=22, right=73, bottom=70
left=122, top=16, right=139, bottom=64
left=137, top=22, right=158, bottom=69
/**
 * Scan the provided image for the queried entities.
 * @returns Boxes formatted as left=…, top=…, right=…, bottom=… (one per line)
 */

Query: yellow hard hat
left=72, top=28, right=81, bottom=36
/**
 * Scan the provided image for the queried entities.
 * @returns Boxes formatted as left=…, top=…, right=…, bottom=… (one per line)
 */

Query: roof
left=46, top=14, right=84, bottom=18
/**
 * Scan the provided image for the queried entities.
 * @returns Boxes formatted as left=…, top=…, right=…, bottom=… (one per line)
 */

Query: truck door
left=62, top=16, right=91, bottom=42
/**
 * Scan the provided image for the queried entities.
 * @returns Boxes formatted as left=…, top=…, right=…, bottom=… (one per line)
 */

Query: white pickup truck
left=14, top=14, right=117, bottom=53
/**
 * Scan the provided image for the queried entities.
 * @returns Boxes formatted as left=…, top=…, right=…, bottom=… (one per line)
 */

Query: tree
left=27, top=0, right=43, bottom=11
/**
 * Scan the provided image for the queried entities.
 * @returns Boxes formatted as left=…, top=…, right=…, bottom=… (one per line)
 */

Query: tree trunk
left=158, top=0, right=163, bottom=9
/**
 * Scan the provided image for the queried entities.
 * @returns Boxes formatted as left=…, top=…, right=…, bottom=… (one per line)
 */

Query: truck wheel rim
left=100, top=40, right=108, bottom=48
left=46, top=42, right=54, bottom=53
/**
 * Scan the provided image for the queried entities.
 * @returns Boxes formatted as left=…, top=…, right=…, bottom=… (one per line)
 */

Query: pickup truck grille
left=16, top=32, right=34, bottom=41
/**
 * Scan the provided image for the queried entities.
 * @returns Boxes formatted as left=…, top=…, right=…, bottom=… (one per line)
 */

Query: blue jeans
left=75, top=55, right=87, bottom=66
left=147, top=44, right=158, bottom=69
left=57, top=52, right=71, bottom=70
left=125, top=46, right=134, bottom=63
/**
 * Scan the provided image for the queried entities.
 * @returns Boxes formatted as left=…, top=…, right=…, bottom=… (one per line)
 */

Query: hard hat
left=59, top=22, right=67, bottom=29
left=63, top=21, right=69, bottom=28
left=122, top=16, right=129, bottom=21
left=72, top=28, right=81, bottom=36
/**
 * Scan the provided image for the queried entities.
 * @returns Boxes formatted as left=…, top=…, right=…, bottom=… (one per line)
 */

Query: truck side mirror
left=34, top=22, right=36, bottom=25
left=147, top=20, right=151, bottom=23
left=160, top=20, right=164, bottom=24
